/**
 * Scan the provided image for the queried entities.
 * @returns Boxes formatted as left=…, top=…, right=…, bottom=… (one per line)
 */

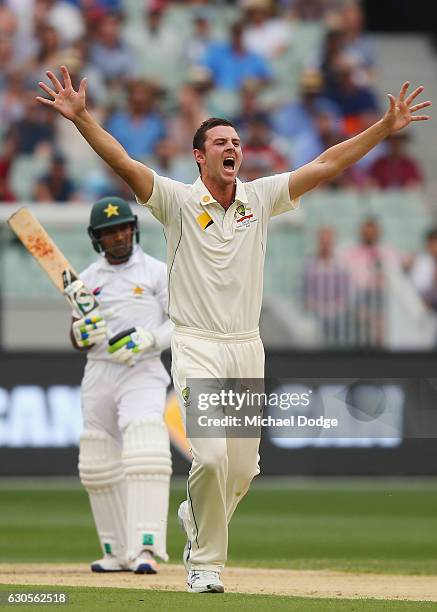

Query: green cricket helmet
left=87, top=196, right=139, bottom=254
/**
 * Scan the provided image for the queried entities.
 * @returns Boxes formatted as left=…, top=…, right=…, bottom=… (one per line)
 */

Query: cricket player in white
left=67, top=196, right=173, bottom=575
left=38, top=66, right=431, bottom=592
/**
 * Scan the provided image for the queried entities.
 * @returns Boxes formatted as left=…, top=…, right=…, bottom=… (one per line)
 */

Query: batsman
left=68, top=196, right=173, bottom=574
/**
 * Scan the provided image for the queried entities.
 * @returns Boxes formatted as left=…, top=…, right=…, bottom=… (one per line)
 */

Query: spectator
left=79, top=0, right=123, bottom=30
left=303, top=227, right=350, bottom=344
left=233, top=79, right=266, bottom=133
left=410, top=228, right=437, bottom=312
left=185, top=9, right=213, bottom=66
left=309, top=111, right=368, bottom=189
left=368, top=133, right=423, bottom=190
left=316, top=25, right=348, bottom=93
left=0, top=1, right=17, bottom=39
left=287, top=108, right=367, bottom=190
left=34, top=0, right=85, bottom=45
left=240, top=114, right=288, bottom=178
left=152, top=138, right=192, bottom=182
left=325, top=55, right=379, bottom=136
left=168, top=72, right=211, bottom=154
left=241, top=0, right=292, bottom=60
left=200, top=21, right=272, bottom=91
left=8, top=94, right=55, bottom=155
left=272, top=69, right=341, bottom=168
left=341, top=1, right=376, bottom=84
left=273, top=69, right=340, bottom=136
left=34, top=152, right=77, bottom=202
left=342, top=218, right=400, bottom=347
left=0, top=72, right=28, bottom=126
left=80, top=164, right=134, bottom=202
left=126, top=1, right=185, bottom=91
left=105, top=80, right=167, bottom=159
left=239, top=156, right=272, bottom=182
left=89, top=13, right=136, bottom=82
left=52, top=44, right=107, bottom=165
left=55, top=87, right=105, bottom=174
left=28, top=24, right=63, bottom=85
left=58, top=39, right=108, bottom=105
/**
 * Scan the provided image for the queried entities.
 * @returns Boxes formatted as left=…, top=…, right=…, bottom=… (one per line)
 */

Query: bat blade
left=8, top=207, right=99, bottom=317
left=8, top=207, right=77, bottom=293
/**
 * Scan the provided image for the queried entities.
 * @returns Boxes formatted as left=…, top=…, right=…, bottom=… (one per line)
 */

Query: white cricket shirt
left=136, top=173, right=299, bottom=335
left=80, top=246, right=170, bottom=375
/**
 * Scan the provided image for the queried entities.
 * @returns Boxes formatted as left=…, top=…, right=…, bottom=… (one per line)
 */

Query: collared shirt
left=80, top=246, right=170, bottom=378
left=136, top=173, right=299, bottom=335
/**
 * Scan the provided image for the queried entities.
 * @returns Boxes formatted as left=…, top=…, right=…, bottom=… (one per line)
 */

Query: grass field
left=1, top=477, right=437, bottom=610
left=2, top=584, right=437, bottom=612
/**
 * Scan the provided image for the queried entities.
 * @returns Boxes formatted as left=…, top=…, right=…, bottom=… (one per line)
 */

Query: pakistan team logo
left=236, top=204, right=246, bottom=217
left=182, top=387, right=190, bottom=407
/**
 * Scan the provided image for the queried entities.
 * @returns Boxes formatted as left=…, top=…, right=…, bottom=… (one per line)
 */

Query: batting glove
left=72, top=311, right=108, bottom=348
left=107, top=327, right=155, bottom=367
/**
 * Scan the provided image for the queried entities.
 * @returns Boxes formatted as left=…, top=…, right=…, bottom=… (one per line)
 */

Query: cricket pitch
left=0, top=564, right=436, bottom=601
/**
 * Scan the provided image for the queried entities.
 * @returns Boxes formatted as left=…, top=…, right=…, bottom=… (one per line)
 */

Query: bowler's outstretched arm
left=36, top=65, right=154, bottom=203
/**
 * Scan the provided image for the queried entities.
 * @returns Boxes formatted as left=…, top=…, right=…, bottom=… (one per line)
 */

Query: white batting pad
left=122, top=418, right=172, bottom=562
left=78, top=430, right=126, bottom=562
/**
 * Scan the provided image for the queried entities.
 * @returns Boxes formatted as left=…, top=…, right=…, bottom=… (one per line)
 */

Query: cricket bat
left=7, top=207, right=99, bottom=318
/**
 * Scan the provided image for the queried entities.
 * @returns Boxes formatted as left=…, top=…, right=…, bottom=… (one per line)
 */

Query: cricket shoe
left=187, top=570, right=224, bottom=593
left=177, top=500, right=191, bottom=571
left=130, top=550, right=159, bottom=574
left=91, top=554, right=128, bottom=573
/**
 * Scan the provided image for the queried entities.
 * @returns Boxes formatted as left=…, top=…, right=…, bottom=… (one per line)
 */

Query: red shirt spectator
left=368, top=133, right=423, bottom=189
left=241, top=114, right=287, bottom=180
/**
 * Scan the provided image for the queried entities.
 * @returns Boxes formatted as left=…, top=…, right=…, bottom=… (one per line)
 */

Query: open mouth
left=223, top=157, right=235, bottom=171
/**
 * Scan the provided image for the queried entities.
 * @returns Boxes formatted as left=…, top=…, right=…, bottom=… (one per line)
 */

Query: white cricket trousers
left=171, top=325, right=264, bottom=571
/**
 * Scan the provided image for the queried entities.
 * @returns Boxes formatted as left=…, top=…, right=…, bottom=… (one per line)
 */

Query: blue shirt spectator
left=272, top=70, right=341, bottom=168
left=324, top=58, right=378, bottom=118
left=89, top=13, right=136, bottom=81
left=9, top=98, right=55, bottom=155
left=105, top=112, right=166, bottom=159
left=34, top=153, right=76, bottom=203
left=200, top=22, right=271, bottom=90
left=105, top=81, right=167, bottom=159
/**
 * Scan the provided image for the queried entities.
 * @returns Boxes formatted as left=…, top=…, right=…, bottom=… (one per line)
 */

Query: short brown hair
left=192, top=117, right=236, bottom=151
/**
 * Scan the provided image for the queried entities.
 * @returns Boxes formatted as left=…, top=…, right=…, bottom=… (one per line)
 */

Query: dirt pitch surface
left=1, top=564, right=437, bottom=601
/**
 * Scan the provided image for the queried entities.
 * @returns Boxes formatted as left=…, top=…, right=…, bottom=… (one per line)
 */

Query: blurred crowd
left=0, top=0, right=425, bottom=203
left=303, top=219, right=437, bottom=347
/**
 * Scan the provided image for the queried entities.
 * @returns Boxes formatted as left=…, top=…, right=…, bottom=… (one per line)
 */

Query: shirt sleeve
left=253, top=172, right=300, bottom=218
left=135, top=171, right=183, bottom=226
